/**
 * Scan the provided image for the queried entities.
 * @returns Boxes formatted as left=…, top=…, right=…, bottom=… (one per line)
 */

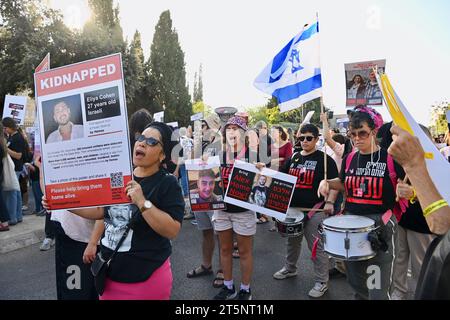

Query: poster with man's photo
left=185, top=156, right=226, bottom=212
left=34, top=53, right=133, bottom=210
left=2, top=95, right=27, bottom=126
left=224, top=160, right=297, bottom=221
left=345, top=59, right=386, bottom=107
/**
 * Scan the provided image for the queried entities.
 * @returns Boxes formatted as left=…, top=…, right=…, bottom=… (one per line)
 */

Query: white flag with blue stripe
left=254, top=22, right=322, bottom=113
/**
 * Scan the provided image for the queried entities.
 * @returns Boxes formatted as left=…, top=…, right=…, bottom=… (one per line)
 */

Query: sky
left=48, top=0, right=450, bottom=124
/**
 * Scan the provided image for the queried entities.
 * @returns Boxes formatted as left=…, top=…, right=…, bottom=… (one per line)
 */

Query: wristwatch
left=140, top=200, right=153, bottom=213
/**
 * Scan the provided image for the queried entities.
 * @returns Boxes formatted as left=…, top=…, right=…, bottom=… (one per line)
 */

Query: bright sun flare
left=48, top=0, right=92, bottom=30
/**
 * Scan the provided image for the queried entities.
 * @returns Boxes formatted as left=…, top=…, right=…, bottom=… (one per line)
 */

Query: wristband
left=325, top=200, right=335, bottom=205
left=423, top=200, right=448, bottom=217
left=409, top=188, right=417, bottom=204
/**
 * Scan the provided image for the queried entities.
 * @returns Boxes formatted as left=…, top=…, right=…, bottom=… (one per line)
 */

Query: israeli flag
left=254, top=22, right=322, bottom=113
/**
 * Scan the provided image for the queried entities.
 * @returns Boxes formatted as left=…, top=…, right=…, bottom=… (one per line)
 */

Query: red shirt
left=272, top=142, right=293, bottom=169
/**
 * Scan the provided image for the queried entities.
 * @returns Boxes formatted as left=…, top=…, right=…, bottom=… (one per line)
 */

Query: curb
left=0, top=216, right=46, bottom=254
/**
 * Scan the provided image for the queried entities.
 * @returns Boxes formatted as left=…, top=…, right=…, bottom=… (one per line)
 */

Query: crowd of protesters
left=2, top=105, right=450, bottom=300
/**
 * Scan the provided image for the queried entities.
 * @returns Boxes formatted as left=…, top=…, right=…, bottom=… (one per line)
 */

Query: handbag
left=91, top=224, right=131, bottom=296
left=91, top=172, right=169, bottom=295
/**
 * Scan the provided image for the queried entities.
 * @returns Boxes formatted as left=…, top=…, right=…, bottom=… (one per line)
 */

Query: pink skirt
left=100, top=258, right=172, bottom=300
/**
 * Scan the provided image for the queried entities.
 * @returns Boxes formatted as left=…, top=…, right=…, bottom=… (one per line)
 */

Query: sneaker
left=40, top=238, right=55, bottom=251
left=238, top=289, right=252, bottom=300
left=273, top=267, right=297, bottom=280
left=22, top=205, right=29, bottom=211
left=308, top=282, right=328, bottom=298
left=390, top=289, right=406, bottom=300
left=213, top=285, right=237, bottom=300
left=191, top=219, right=198, bottom=226
left=0, top=224, right=10, bottom=232
left=184, top=212, right=194, bottom=220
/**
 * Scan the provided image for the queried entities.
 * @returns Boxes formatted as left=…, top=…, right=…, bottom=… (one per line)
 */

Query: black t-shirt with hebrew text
left=340, top=148, right=405, bottom=216
left=282, top=150, right=338, bottom=209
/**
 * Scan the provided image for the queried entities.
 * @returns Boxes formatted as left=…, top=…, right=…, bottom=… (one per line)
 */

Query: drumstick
left=296, top=207, right=326, bottom=212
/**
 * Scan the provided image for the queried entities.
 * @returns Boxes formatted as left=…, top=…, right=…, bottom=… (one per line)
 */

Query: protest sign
left=301, top=111, right=315, bottom=125
left=185, top=156, right=226, bottom=212
left=34, top=53, right=133, bottom=210
left=336, top=117, right=350, bottom=133
left=2, top=95, right=27, bottom=126
left=154, top=111, right=164, bottom=122
left=166, top=121, right=179, bottom=129
left=345, top=59, right=385, bottom=107
left=224, top=160, right=297, bottom=220
left=191, top=112, right=203, bottom=122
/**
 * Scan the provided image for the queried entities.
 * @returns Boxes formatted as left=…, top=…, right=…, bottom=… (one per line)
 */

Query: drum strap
left=307, top=201, right=324, bottom=219
left=381, top=209, right=393, bottom=226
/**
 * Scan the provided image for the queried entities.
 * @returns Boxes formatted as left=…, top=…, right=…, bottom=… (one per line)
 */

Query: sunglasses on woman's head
left=136, top=135, right=162, bottom=147
left=348, top=130, right=371, bottom=139
left=299, top=135, right=315, bottom=142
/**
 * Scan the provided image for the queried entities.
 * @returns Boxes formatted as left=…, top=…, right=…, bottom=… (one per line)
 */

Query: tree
left=430, top=101, right=449, bottom=136
left=0, top=0, right=76, bottom=109
left=123, top=30, right=147, bottom=116
left=77, top=0, right=126, bottom=62
left=147, top=10, right=191, bottom=126
left=193, top=64, right=203, bottom=103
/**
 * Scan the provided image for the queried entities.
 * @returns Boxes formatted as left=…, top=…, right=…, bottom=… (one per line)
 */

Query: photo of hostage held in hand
left=190, top=169, right=222, bottom=204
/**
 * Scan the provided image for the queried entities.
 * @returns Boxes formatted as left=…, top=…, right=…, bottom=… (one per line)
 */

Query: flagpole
left=316, top=12, right=328, bottom=184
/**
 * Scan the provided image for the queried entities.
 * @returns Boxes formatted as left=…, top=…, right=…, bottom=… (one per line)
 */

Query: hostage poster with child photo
left=34, top=53, right=133, bottom=210
left=185, top=156, right=226, bottom=212
left=224, top=160, right=297, bottom=221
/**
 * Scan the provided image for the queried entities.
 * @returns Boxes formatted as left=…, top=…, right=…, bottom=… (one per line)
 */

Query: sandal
left=257, top=216, right=269, bottom=224
left=213, top=270, right=224, bottom=288
left=186, top=265, right=213, bottom=278
left=232, top=248, right=240, bottom=259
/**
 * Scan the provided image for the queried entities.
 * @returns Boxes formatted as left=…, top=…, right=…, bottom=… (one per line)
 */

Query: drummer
left=273, top=123, right=339, bottom=298
left=318, top=106, right=405, bottom=300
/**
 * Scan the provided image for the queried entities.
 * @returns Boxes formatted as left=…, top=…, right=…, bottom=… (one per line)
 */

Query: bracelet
left=325, top=200, right=335, bottom=205
left=423, top=199, right=449, bottom=217
left=409, top=188, right=417, bottom=204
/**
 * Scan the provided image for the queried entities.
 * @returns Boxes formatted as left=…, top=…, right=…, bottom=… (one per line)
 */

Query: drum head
left=284, top=208, right=304, bottom=222
left=323, top=215, right=374, bottom=230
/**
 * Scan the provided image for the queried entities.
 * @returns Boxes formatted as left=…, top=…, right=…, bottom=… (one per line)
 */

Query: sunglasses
left=136, top=135, right=163, bottom=147
left=348, top=130, right=371, bottom=139
left=299, top=136, right=315, bottom=142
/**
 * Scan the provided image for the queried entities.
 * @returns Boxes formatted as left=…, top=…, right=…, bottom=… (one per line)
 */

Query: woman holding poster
left=273, top=123, right=339, bottom=298
left=212, top=116, right=263, bottom=300
left=45, top=122, right=185, bottom=300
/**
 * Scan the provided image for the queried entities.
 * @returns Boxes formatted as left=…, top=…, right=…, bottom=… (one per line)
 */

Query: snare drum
left=321, top=215, right=377, bottom=261
left=275, top=208, right=305, bottom=237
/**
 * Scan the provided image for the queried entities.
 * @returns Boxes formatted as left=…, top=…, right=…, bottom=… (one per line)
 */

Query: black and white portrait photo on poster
left=224, top=160, right=297, bottom=221
left=185, top=156, right=226, bottom=212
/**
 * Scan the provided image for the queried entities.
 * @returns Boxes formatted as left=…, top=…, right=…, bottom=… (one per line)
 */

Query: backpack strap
left=345, top=150, right=356, bottom=173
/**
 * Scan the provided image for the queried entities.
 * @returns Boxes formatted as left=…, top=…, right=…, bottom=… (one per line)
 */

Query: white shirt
left=46, top=122, right=84, bottom=143
left=51, top=209, right=95, bottom=243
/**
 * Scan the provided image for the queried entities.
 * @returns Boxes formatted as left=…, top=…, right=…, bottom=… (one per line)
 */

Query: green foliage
left=192, top=101, right=212, bottom=117
left=193, top=64, right=203, bottom=103
left=147, top=10, right=191, bottom=126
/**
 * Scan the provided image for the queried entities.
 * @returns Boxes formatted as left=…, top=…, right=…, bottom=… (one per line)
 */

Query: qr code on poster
left=110, top=172, right=124, bottom=188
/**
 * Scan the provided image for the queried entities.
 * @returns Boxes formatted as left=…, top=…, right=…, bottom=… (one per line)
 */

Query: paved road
left=0, top=218, right=354, bottom=300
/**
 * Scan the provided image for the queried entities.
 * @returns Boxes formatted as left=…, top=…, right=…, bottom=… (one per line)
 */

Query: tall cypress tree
left=124, top=30, right=146, bottom=116
left=147, top=10, right=191, bottom=126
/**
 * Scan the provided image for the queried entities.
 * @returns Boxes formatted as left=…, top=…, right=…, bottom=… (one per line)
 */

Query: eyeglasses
left=348, top=130, right=371, bottom=139
left=299, top=136, right=315, bottom=142
left=136, top=135, right=163, bottom=147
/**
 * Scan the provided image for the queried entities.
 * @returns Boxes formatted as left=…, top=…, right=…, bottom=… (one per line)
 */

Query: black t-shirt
left=399, top=201, right=432, bottom=234
left=282, top=150, right=338, bottom=208
left=7, top=132, right=26, bottom=172
left=221, top=149, right=259, bottom=213
left=340, top=148, right=405, bottom=216
left=100, top=169, right=184, bottom=283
